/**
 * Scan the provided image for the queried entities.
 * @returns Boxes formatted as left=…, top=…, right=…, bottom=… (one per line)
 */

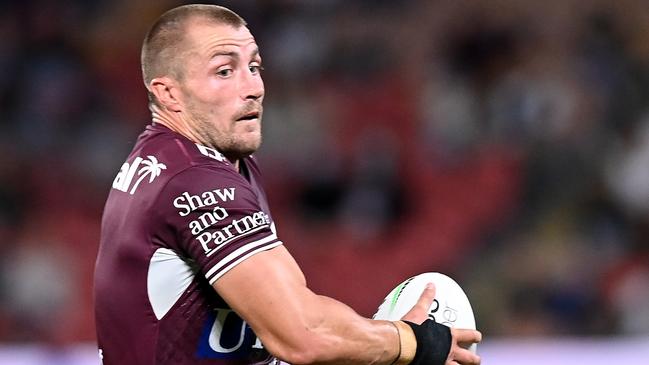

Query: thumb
left=417, top=283, right=437, bottom=309
left=401, top=283, right=436, bottom=323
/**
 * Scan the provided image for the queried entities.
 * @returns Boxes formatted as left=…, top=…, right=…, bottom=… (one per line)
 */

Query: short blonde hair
left=141, top=4, right=246, bottom=108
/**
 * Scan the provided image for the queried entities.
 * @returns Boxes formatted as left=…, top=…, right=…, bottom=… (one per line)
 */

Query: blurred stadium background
left=1, top=0, right=648, bottom=363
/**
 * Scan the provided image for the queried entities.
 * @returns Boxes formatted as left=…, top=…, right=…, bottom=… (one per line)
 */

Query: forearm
left=215, top=246, right=411, bottom=364
left=277, top=294, right=400, bottom=365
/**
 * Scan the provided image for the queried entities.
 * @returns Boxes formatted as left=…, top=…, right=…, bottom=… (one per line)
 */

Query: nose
left=241, top=69, right=264, bottom=101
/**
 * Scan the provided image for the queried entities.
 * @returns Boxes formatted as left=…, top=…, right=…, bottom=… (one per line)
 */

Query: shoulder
left=110, top=124, right=244, bottom=201
left=140, top=124, right=236, bottom=173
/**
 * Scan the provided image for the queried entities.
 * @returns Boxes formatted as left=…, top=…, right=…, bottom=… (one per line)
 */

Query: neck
left=150, top=105, right=241, bottom=170
left=151, top=105, right=201, bottom=143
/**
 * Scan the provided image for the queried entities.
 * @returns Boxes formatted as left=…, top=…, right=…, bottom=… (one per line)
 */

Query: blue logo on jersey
left=196, top=308, right=257, bottom=359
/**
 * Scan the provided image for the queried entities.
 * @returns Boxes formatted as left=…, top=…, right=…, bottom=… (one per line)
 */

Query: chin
left=243, top=133, right=262, bottom=151
left=225, top=138, right=261, bottom=160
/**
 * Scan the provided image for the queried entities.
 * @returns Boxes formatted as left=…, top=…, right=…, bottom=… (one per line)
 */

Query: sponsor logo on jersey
left=112, top=155, right=167, bottom=194
left=196, top=308, right=264, bottom=360
left=189, top=206, right=230, bottom=235
left=199, top=211, right=271, bottom=255
left=196, top=144, right=226, bottom=162
left=173, top=187, right=272, bottom=255
left=173, top=188, right=236, bottom=217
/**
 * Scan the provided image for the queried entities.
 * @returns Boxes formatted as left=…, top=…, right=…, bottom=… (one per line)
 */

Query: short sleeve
left=157, top=165, right=282, bottom=284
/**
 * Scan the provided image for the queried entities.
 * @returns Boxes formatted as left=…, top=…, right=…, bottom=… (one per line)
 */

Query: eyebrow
left=210, top=50, right=238, bottom=61
left=210, top=47, right=260, bottom=61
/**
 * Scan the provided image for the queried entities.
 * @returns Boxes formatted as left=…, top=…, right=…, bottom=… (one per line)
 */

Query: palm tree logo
left=129, top=155, right=167, bottom=194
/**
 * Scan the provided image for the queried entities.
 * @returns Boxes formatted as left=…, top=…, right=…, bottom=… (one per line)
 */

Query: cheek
left=196, top=80, right=231, bottom=108
left=199, top=97, right=232, bottom=126
left=187, top=80, right=237, bottom=128
left=209, top=110, right=234, bottom=132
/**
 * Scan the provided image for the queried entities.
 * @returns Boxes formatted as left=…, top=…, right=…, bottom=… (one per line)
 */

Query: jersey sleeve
left=157, top=165, right=282, bottom=284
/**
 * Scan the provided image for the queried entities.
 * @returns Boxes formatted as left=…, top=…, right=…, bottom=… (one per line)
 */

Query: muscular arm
left=213, top=245, right=401, bottom=364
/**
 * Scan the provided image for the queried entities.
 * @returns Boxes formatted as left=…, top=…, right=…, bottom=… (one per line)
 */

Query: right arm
left=214, top=245, right=401, bottom=364
left=162, top=166, right=480, bottom=364
left=214, top=245, right=481, bottom=364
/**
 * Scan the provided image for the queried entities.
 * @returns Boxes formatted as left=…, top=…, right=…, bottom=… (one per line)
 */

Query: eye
left=216, top=68, right=233, bottom=77
left=249, top=64, right=264, bottom=75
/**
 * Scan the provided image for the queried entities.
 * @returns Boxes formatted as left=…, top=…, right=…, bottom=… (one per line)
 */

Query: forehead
left=184, top=20, right=257, bottom=54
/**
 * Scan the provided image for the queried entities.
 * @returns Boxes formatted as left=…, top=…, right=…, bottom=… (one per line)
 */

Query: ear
left=149, top=77, right=183, bottom=112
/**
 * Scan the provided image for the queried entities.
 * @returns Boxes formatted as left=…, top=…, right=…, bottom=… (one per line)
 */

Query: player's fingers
left=415, top=282, right=437, bottom=309
left=401, top=283, right=436, bottom=323
left=453, top=328, right=482, bottom=344
left=449, top=346, right=481, bottom=365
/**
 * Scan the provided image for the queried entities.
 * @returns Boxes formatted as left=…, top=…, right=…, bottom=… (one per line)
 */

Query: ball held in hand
left=373, top=272, right=477, bottom=353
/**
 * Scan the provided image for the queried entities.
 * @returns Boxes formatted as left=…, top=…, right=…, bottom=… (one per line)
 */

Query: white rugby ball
left=373, top=272, right=477, bottom=353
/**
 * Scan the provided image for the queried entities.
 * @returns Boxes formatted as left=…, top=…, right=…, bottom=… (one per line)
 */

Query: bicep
left=212, top=245, right=314, bottom=353
left=212, top=245, right=400, bottom=364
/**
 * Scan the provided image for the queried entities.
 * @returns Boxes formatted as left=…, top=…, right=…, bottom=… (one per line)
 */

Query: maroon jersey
left=94, top=123, right=282, bottom=365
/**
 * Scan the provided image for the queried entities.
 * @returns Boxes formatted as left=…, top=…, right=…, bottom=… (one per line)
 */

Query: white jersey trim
left=208, top=241, right=283, bottom=285
left=205, top=232, right=281, bottom=283
left=206, top=223, right=271, bottom=257
left=147, top=248, right=195, bottom=320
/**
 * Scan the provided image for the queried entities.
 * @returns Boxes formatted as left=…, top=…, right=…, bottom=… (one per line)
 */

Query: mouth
left=236, top=111, right=260, bottom=122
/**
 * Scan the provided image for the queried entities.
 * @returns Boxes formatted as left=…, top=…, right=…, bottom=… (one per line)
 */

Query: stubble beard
left=190, top=109, right=262, bottom=161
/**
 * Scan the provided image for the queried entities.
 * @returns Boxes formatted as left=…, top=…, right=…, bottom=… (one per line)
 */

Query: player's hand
left=447, top=327, right=481, bottom=365
left=400, top=282, right=482, bottom=364
left=401, top=282, right=437, bottom=324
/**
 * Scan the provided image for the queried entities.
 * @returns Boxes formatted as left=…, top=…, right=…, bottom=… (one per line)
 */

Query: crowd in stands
left=0, top=0, right=647, bottom=344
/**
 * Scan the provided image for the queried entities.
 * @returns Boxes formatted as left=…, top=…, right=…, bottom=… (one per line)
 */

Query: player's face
left=179, top=21, right=264, bottom=160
